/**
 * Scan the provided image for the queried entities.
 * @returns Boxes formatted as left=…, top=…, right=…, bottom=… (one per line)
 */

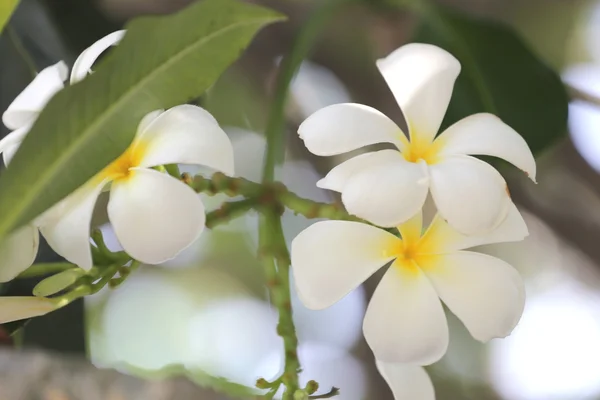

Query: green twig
left=205, top=199, right=257, bottom=228
left=6, top=25, right=37, bottom=79
left=309, top=388, right=340, bottom=399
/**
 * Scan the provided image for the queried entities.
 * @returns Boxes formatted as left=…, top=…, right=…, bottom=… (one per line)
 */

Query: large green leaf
left=412, top=6, right=568, bottom=156
left=0, top=0, right=283, bottom=242
left=0, top=0, right=19, bottom=34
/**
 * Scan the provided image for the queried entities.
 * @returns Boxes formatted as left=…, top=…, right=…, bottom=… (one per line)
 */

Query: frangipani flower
left=39, top=104, right=234, bottom=269
left=299, top=43, right=536, bottom=234
left=0, top=31, right=126, bottom=279
left=291, top=204, right=527, bottom=364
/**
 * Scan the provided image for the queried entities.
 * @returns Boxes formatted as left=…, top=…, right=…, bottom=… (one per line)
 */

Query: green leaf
left=32, top=268, right=86, bottom=297
left=412, top=5, right=568, bottom=156
left=0, top=0, right=19, bottom=34
left=0, top=0, right=284, bottom=243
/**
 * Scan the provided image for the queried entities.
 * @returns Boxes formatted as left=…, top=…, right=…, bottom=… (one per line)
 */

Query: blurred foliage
left=0, top=0, right=19, bottom=34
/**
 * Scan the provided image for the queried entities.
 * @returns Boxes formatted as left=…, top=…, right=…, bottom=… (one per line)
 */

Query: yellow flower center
left=398, top=128, right=445, bottom=164
left=100, top=140, right=147, bottom=181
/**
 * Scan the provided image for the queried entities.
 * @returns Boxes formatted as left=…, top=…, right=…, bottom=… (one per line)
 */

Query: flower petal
left=40, top=180, right=106, bottom=270
left=317, top=149, right=404, bottom=192
left=298, top=103, right=405, bottom=156
left=2, top=61, right=68, bottom=130
left=398, top=211, right=423, bottom=245
left=341, top=158, right=429, bottom=228
left=0, top=123, right=31, bottom=166
left=0, top=297, right=59, bottom=323
left=376, top=362, right=435, bottom=400
left=419, top=203, right=528, bottom=253
left=376, top=43, right=460, bottom=145
left=0, top=225, right=39, bottom=282
left=420, top=251, right=525, bottom=342
left=363, top=265, right=448, bottom=364
left=436, top=113, right=536, bottom=182
left=108, top=168, right=205, bottom=264
left=70, top=30, right=125, bottom=84
left=429, top=155, right=510, bottom=235
left=136, top=105, right=234, bottom=175
left=291, top=221, right=398, bottom=310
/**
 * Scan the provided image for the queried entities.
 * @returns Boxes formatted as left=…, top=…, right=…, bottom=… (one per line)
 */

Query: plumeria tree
left=0, top=0, right=576, bottom=399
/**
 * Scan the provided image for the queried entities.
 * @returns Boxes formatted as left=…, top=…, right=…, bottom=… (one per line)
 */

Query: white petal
left=419, top=203, right=528, bottom=253
left=40, top=180, right=106, bottom=270
left=0, top=297, right=59, bottom=323
left=317, top=149, right=404, bottom=192
left=376, top=43, right=460, bottom=144
left=70, top=30, right=125, bottom=84
left=291, top=221, right=398, bottom=310
left=341, top=158, right=429, bottom=227
left=136, top=105, right=234, bottom=175
left=363, top=265, right=448, bottom=364
left=436, top=113, right=536, bottom=182
left=0, top=123, right=31, bottom=166
left=108, top=168, right=205, bottom=264
left=376, top=362, right=435, bottom=400
left=298, top=103, right=405, bottom=156
left=0, top=225, right=39, bottom=282
left=429, top=155, right=510, bottom=235
left=420, top=251, right=525, bottom=342
left=2, top=61, right=68, bottom=130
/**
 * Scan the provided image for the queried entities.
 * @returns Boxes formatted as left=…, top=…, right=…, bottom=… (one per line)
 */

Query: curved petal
left=2, top=61, right=68, bottom=130
left=298, top=103, right=405, bottom=156
left=317, top=149, right=404, bottom=192
left=40, top=180, right=106, bottom=270
left=419, top=203, right=528, bottom=253
left=363, top=265, right=448, bottom=364
left=398, top=211, right=423, bottom=245
left=136, top=105, right=234, bottom=175
left=436, top=113, right=536, bottom=182
left=376, top=362, right=435, bottom=400
left=0, top=297, right=59, bottom=323
left=376, top=43, right=460, bottom=145
left=291, top=221, right=398, bottom=310
left=429, top=155, right=510, bottom=235
left=108, top=168, right=205, bottom=264
left=0, top=123, right=31, bottom=166
left=0, top=225, right=39, bottom=282
left=70, top=30, right=125, bottom=84
left=420, top=251, right=525, bottom=342
left=341, top=159, right=429, bottom=228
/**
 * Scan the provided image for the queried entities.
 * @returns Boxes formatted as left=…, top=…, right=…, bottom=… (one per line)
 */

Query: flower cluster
left=290, top=43, right=536, bottom=398
left=0, top=31, right=536, bottom=399
left=0, top=31, right=234, bottom=318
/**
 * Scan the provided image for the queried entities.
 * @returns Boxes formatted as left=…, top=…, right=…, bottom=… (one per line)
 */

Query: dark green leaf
left=412, top=6, right=568, bottom=155
left=32, top=268, right=86, bottom=297
left=0, top=0, right=283, bottom=243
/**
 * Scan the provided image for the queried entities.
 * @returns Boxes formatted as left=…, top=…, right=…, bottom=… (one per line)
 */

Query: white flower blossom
left=291, top=204, right=528, bottom=364
left=298, top=43, right=536, bottom=235
left=37, top=104, right=234, bottom=269
left=0, top=29, right=233, bottom=272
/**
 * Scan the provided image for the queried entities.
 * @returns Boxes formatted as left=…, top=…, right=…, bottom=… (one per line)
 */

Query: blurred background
left=1, top=0, right=600, bottom=399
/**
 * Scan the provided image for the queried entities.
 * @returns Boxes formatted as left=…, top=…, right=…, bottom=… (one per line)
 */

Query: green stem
left=205, top=199, right=257, bottom=229
left=261, top=0, right=352, bottom=182
left=6, top=25, right=37, bottom=79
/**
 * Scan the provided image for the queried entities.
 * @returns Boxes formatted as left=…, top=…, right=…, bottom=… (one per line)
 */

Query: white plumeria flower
left=377, top=361, right=435, bottom=400
left=39, top=104, right=234, bottom=269
left=299, top=43, right=536, bottom=235
left=0, top=31, right=126, bottom=280
left=291, top=204, right=528, bottom=364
